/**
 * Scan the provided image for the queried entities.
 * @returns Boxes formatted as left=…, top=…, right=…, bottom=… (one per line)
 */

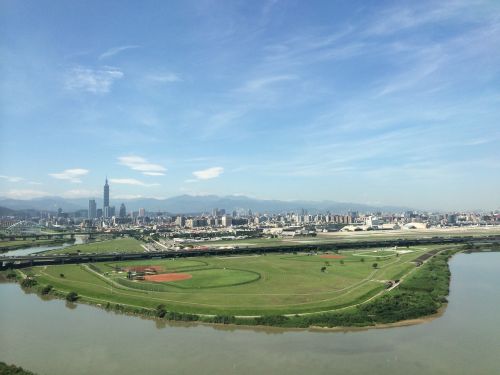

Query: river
left=0, top=252, right=499, bottom=375
left=0, top=235, right=86, bottom=257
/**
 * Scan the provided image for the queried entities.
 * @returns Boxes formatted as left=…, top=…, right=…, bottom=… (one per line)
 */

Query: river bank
left=0, top=238, right=74, bottom=253
left=3, top=247, right=464, bottom=329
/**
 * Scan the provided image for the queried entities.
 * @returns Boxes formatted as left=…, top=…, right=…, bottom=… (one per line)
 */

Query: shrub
left=66, top=291, right=79, bottom=302
left=40, top=284, right=53, bottom=295
left=156, top=304, right=167, bottom=318
left=21, top=278, right=37, bottom=288
left=211, top=315, right=235, bottom=324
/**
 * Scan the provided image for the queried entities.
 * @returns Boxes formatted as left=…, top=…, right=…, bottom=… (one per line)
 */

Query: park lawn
left=25, top=245, right=450, bottom=316
left=46, top=237, right=145, bottom=255
left=102, top=258, right=209, bottom=273
left=166, top=268, right=261, bottom=288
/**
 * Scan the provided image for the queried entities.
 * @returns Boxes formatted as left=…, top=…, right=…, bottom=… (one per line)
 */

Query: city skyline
left=1, top=0, right=499, bottom=211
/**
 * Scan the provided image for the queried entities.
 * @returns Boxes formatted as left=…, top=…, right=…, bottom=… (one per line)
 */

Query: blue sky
left=0, top=0, right=499, bottom=211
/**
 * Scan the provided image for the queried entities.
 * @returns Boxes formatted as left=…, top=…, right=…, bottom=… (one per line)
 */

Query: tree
left=360, top=258, right=365, bottom=262
left=324, top=261, right=330, bottom=267
left=340, top=260, right=345, bottom=265
left=41, top=285, right=53, bottom=295
left=156, top=304, right=167, bottom=318
left=320, top=266, right=327, bottom=272
left=372, top=263, right=378, bottom=269
left=66, top=291, right=79, bottom=302
left=59, top=273, right=65, bottom=278
left=21, top=278, right=37, bottom=288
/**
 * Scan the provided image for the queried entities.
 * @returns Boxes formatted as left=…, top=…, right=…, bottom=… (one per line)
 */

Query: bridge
left=2, top=235, right=499, bottom=270
left=0, top=230, right=136, bottom=241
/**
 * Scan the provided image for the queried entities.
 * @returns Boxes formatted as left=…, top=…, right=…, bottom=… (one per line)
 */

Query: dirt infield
left=144, top=273, right=192, bottom=282
left=124, top=265, right=164, bottom=272
left=320, top=255, right=345, bottom=259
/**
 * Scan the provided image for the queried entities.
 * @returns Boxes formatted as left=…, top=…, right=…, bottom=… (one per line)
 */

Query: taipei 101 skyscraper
left=103, top=177, right=110, bottom=218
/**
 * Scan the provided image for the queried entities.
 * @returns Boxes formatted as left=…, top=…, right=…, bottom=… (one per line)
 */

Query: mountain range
left=0, top=195, right=411, bottom=215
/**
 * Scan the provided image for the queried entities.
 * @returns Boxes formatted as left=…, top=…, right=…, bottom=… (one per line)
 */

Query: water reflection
left=1, top=235, right=88, bottom=257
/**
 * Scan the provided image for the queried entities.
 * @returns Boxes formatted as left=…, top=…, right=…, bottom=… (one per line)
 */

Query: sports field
left=26, top=244, right=453, bottom=316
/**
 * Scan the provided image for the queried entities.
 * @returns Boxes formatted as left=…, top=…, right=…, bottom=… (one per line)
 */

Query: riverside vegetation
left=0, top=362, right=37, bottom=375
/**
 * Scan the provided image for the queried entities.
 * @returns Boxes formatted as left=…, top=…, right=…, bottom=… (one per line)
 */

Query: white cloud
left=99, top=45, right=139, bottom=60
left=239, top=75, right=297, bottom=92
left=109, top=178, right=159, bottom=187
left=49, top=168, right=89, bottom=183
left=146, top=73, right=182, bottom=83
left=0, top=189, right=50, bottom=199
left=0, top=175, right=24, bottom=183
left=0, top=175, right=43, bottom=185
left=65, top=66, right=124, bottom=94
left=117, top=155, right=167, bottom=176
left=193, top=167, right=224, bottom=180
left=61, top=189, right=99, bottom=198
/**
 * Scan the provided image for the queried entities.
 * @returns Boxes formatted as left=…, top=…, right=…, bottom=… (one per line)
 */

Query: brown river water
left=1, top=252, right=499, bottom=375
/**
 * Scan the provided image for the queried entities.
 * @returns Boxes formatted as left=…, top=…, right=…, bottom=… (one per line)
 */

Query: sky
left=0, top=0, right=499, bottom=211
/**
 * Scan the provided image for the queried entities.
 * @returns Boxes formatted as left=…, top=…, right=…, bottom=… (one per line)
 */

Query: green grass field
left=46, top=237, right=145, bottom=255
left=25, top=244, right=455, bottom=316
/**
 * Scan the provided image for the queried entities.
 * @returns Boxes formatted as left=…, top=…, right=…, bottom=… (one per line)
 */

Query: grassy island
left=3, top=243, right=465, bottom=328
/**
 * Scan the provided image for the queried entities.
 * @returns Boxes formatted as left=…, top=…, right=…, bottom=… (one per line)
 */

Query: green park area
left=45, top=237, right=145, bottom=255
left=18, top=244, right=455, bottom=323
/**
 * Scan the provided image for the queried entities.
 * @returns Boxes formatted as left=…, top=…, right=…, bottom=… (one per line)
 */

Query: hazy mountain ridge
left=0, top=195, right=411, bottom=215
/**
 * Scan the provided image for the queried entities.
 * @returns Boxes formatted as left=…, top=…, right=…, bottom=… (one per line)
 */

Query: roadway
left=2, top=235, right=499, bottom=270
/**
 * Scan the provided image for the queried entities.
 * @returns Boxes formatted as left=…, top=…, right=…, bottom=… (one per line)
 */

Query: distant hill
left=0, top=194, right=411, bottom=215
left=0, top=206, right=43, bottom=218
left=0, top=206, right=17, bottom=216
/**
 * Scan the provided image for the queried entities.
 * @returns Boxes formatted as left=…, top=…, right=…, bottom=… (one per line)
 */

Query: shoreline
left=308, top=304, right=447, bottom=332
left=5, top=247, right=492, bottom=331
left=0, top=239, right=73, bottom=253
left=2, top=279, right=449, bottom=334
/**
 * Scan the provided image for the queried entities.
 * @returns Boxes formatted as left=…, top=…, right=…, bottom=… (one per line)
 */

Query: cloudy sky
left=0, top=0, right=499, bottom=210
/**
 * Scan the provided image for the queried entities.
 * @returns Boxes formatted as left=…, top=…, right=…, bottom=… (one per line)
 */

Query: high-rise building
left=119, top=203, right=126, bottom=218
left=88, top=200, right=97, bottom=219
left=103, top=178, right=110, bottom=218
left=175, top=216, right=185, bottom=227
left=222, top=215, right=232, bottom=227
left=139, top=208, right=146, bottom=217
